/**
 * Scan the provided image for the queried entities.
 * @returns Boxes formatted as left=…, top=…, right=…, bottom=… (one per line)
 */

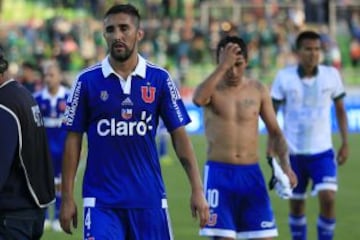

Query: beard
left=110, top=40, right=136, bottom=62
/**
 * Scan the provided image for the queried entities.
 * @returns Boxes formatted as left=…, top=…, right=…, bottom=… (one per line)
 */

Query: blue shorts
left=290, top=149, right=337, bottom=199
left=83, top=201, right=173, bottom=240
left=199, top=161, right=278, bottom=239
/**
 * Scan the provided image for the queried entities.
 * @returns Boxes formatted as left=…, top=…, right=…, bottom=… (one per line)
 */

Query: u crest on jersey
left=141, top=86, right=156, bottom=103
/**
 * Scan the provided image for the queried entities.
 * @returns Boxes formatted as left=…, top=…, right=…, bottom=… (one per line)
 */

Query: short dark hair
left=0, top=45, right=4, bottom=57
left=216, top=36, right=248, bottom=63
left=104, top=4, right=141, bottom=28
left=296, top=31, right=321, bottom=50
left=0, top=45, right=9, bottom=74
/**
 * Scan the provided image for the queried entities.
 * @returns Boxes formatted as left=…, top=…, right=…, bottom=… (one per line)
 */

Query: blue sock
left=317, top=215, right=335, bottom=240
left=289, top=214, right=307, bottom=240
left=54, top=191, right=62, bottom=220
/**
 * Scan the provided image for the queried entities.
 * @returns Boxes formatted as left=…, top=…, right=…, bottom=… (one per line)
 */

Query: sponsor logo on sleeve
left=31, top=105, right=44, bottom=127
left=64, top=80, right=82, bottom=126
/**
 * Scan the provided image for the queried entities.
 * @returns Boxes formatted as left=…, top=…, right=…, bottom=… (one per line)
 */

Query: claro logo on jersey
left=97, top=111, right=153, bottom=136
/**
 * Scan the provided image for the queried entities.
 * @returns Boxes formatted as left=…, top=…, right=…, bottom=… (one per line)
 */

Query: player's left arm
left=259, top=83, right=297, bottom=188
left=334, top=97, right=349, bottom=165
left=169, top=126, right=209, bottom=228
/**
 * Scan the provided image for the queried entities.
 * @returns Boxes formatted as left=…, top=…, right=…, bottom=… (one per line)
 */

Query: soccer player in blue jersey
left=34, top=61, right=70, bottom=232
left=193, top=36, right=297, bottom=240
left=269, top=30, right=349, bottom=240
left=59, top=4, right=209, bottom=239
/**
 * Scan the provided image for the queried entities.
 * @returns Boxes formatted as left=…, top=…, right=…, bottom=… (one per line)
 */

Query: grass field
left=41, top=134, right=360, bottom=240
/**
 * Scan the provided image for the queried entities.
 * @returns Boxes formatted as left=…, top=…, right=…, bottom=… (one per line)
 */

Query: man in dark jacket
left=0, top=45, right=55, bottom=239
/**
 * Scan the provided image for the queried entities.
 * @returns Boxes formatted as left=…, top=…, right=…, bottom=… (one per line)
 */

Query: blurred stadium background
left=1, top=0, right=359, bottom=239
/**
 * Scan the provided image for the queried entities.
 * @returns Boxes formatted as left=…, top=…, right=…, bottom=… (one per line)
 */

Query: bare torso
left=204, top=79, right=263, bottom=164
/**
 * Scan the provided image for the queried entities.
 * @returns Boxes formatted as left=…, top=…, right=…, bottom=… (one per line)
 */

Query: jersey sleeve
left=62, top=75, right=88, bottom=132
left=271, top=71, right=285, bottom=101
left=159, top=75, right=191, bottom=132
left=0, top=106, right=19, bottom=190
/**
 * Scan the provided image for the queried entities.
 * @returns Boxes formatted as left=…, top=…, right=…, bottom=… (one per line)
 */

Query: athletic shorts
left=199, top=160, right=278, bottom=239
left=83, top=199, right=173, bottom=240
left=290, top=149, right=337, bottom=199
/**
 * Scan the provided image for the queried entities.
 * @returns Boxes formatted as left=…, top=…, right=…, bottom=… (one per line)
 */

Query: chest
left=211, top=88, right=260, bottom=121
left=87, top=77, right=160, bottom=120
left=38, top=97, right=67, bottom=118
left=283, top=79, right=333, bottom=108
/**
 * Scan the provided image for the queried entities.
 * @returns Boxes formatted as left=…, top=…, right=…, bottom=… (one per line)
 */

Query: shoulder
left=146, top=61, right=170, bottom=79
left=77, top=62, right=103, bottom=81
left=318, top=65, right=340, bottom=75
left=248, top=78, right=267, bottom=92
left=275, top=65, right=297, bottom=79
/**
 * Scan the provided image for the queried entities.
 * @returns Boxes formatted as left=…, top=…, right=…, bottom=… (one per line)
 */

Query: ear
left=137, top=29, right=144, bottom=41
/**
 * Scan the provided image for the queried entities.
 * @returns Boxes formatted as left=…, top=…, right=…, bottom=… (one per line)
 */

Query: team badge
left=58, top=100, right=67, bottom=112
left=100, top=91, right=109, bottom=101
left=141, top=85, right=156, bottom=103
left=121, top=108, right=133, bottom=119
left=208, top=213, right=218, bottom=226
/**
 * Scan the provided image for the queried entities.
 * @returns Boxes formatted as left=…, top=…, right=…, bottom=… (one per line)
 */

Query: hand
left=218, top=43, right=243, bottom=70
left=283, top=166, right=298, bottom=189
left=190, top=189, right=209, bottom=228
left=60, top=196, right=78, bottom=234
left=337, top=143, right=349, bottom=166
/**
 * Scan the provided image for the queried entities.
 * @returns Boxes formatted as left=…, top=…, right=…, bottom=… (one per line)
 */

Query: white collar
left=42, top=85, right=67, bottom=99
left=101, top=54, right=146, bottom=79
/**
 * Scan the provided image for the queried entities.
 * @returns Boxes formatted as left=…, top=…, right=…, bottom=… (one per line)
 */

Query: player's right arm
left=192, top=43, right=240, bottom=106
left=60, top=131, right=83, bottom=234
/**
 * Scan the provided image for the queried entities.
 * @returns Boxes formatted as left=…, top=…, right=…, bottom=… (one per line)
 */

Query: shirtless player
left=193, top=36, right=297, bottom=240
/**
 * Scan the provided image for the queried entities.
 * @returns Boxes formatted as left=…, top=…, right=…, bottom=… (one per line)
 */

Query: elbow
left=192, top=95, right=207, bottom=107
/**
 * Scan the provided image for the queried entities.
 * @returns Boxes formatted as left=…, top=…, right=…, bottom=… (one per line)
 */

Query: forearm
left=192, top=65, right=227, bottom=106
left=171, top=129, right=203, bottom=192
left=336, top=108, right=348, bottom=146
left=62, top=132, right=83, bottom=200
left=271, top=132, right=290, bottom=168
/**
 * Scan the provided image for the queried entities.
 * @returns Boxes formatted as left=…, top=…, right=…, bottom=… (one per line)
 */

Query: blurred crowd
left=0, top=0, right=359, bottom=89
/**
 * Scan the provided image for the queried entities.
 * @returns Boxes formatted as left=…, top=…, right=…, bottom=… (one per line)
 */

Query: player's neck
left=48, top=85, right=60, bottom=96
left=110, top=54, right=138, bottom=80
left=225, top=76, right=246, bottom=87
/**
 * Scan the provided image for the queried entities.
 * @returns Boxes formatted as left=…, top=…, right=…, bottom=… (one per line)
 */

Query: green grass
left=42, top=134, right=360, bottom=239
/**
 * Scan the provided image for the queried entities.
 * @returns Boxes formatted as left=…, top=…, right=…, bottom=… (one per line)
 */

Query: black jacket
left=0, top=79, right=55, bottom=210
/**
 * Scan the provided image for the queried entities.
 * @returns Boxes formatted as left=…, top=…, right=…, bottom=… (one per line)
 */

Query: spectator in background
left=0, top=45, right=55, bottom=240
left=269, top=30, right=349, bottom=240
left=17, top=61, right=42, bottom=93
left=34, top=61, right=70, bottom=232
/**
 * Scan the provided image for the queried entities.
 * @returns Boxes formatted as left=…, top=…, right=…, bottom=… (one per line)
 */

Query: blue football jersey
left=63, top=55, right=191, bottom=208
left=34, top=86, right=69, bottom=160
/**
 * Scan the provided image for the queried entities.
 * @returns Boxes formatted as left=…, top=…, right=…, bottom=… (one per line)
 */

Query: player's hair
left=0, top=45, right=9, bottom=74
left=296, top=31, right=321, bottom=50
left=104, top=4, right=141, bottom=28
left=216, top=36, right=248, bottom=63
